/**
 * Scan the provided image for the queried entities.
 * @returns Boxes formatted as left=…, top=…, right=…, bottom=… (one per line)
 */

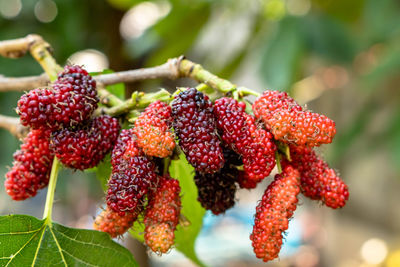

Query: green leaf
left=259, top=16, right=305, bottom=90
left=169, top=154, right=207, bottom=267
left=0, top=214, right=137, bottom=267
left=96, top=154, right=112, bottom=191
left=91, top=69, right=126, bottom=100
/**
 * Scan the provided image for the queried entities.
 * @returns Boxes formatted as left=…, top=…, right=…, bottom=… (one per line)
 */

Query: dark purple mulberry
left=171, top=88, right=224, bottom=173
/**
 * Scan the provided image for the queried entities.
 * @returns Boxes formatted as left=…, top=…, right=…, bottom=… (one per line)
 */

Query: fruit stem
left=97, top=87, right=124, bottom=107
left=163, top=157, right=171, bottom=175
left=275, top=151, right=282, bottom=174
left=178, top=59, right=236, bottom=93
left=43, top=157, right=60, bottom=223
left=29, top=39, right=62, bottom=81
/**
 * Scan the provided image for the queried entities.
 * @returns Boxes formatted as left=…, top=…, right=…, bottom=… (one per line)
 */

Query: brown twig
left=0, top=114, right=28, bottom=139
left=0, top=73, right=49, bottom=92
left=0, top=34, right=44, bottom=58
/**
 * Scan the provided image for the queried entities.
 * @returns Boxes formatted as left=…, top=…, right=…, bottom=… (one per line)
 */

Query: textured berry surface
left=195, top=164, right=237, bottom=214
left=93, top=207, right=139, bottom=238
left=134, top=101, right=175, bottom=158
left=107, top=132, right=158, bottom=215
left=144, top=175, right=181, bottom=253
left=51, top=115, right=120, bottom=170
left=253, top=90, right=336, bottom=147
left=214, top=97, right=276, bottom=180
left=251, top=166, right=300, bottom=262
left=237, top=171, right=262, bottom=189
left=17, top=65, right=98, bottom=130
left=144, top=223, right=175, bottom=254
left=5, top=129, right=54, bottom=200
left=171, top=88, right=224, bottom=173
left=284, top=145, right=349, bottom=209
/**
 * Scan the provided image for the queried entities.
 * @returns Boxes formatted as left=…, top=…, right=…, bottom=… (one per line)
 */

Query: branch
left=0, top=73, right=49, bottom=92
left=95, top=57, right=181, bottom=85
left=0, top=34, right=43, bottom=58
left=0, top=114, right=28, bottom=139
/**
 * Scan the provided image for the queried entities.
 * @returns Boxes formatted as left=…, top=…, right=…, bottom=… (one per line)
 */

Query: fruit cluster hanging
left=5, top=64, right=349, bottom=262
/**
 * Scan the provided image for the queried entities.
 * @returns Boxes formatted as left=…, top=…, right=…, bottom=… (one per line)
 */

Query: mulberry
left=17, top=65, right=98, bottom=130
left=252, top=90, right=336, bottom=147
left=107, top=134, right=158, bottom=215
left=214, top=97, right=276, bottom=180
left=5, top=129, right=54, bottom=200
left=144, top=175, right=181, bottom=253
left=251, top=166, right=300, bottom=262
left=134, top=101, right=175, bottom=158
left=51, top=115, right=120, bottom=170
left=93, top=207, right=139, bottom=238
left=284, top=145, right=349, bottom=209
left=171, top=88, right=224, bottom=173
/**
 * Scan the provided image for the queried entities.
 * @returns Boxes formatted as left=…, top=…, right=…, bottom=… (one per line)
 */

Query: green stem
left=29, top=40, right=62, bottom=80
left=275, top=151, right=282, bottom=174
left=179, top=59, right=236, bottom=93
left=97, top=87, right=124, bottom=107
left=43, top=157, right=60, bottom=222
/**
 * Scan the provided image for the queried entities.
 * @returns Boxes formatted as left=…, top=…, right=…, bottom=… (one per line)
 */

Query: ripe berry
left=252, top=90, right=336, bottom=147
left=93, top=207, right=139, bottom=238
left=134, top=101, right=175, bottom=158
left=283, top=145, right=349, bottom=209
left=5, top=129, right=54, bottom=200
left=214, top=97, right=276, bottom=180
left=107, top=132, right=158, bottom=215
left=50, top=115, right=120, bottom=170
left=144, top=175, right=181, bottom=253
left=251, top=166, right=300, bottom=262
left=17, top=65, right=98, bottom=130
left=194, top=163, right=238, bottom=215
left=237, top=171, right=262, bottom=189
left=171, top=88, right=224, bottom=173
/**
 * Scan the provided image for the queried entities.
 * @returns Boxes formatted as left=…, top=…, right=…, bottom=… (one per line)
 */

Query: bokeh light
left=119, top=1, right=171, bottom=40
left=34, top=0, right=58, bottom=23
left=287, top=0, right=311, bottom=16
left=0, top=0, right=22, bottom=19
left=360, top=238, right=388, bottom=265
left=68, top=50, right=109, bottom=72
left=263, top=0, right=286, bottom=21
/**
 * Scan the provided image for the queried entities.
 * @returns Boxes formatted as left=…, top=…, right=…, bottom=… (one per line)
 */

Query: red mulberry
left=252, top=90, right=336, bottom=147
left=284, top=145, right=349, bottom=209
left=93, top=207, right=139, bottom=238
left=5, top=129, right=54, bottom=200
left=17, top=65, right=98, bottom=130
left=214, top=97, right=276, bottom=180
left=50, top=115, right=120, bottom=170
left=134, top=101, right=175, bottom=158
left=171, top=88, right=224, bottom=173
left=144, top=175, right=181, bottom=253
left=107, top=133, right=158, bottom=215
left=251, top=166, right=300, bottom=262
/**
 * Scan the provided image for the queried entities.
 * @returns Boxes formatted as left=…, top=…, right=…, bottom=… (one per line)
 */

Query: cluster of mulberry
left=9, top=72, right=349, bottom=261
left=6, top=65, right=118, bottom=200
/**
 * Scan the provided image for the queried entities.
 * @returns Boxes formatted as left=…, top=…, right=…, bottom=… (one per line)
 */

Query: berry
left=144, top=223, right=174, bottom=254
left=171, top=88, right=224, bottom=173
left=237, top=171, right=262, bottom=189
left=283, top=145, right=349, bottom=209
left=134, top=101, right=175, bottom=158
left=111, top=129, right=134, bottom=167
left=5, top=129, right=54, bottom=200
left=107, top=134, right=158, bottom=215
left=252, top=90, right=336, bottom=147
left=17, top=65, right=98, bottom=130
left=251, top=166, right=300, bottom=262
left=144, top=175, right=181, bottom=253
left=50, top=115, right=120, bottom=170
left=194, top=157, right=238, bottom=215
left=93, top=207, right=139, bottom=238
left=214, top=97, right=276, bottom=180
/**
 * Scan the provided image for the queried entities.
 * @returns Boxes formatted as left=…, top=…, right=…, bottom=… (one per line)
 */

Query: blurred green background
left=0, top=0, right=400, bottom=266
